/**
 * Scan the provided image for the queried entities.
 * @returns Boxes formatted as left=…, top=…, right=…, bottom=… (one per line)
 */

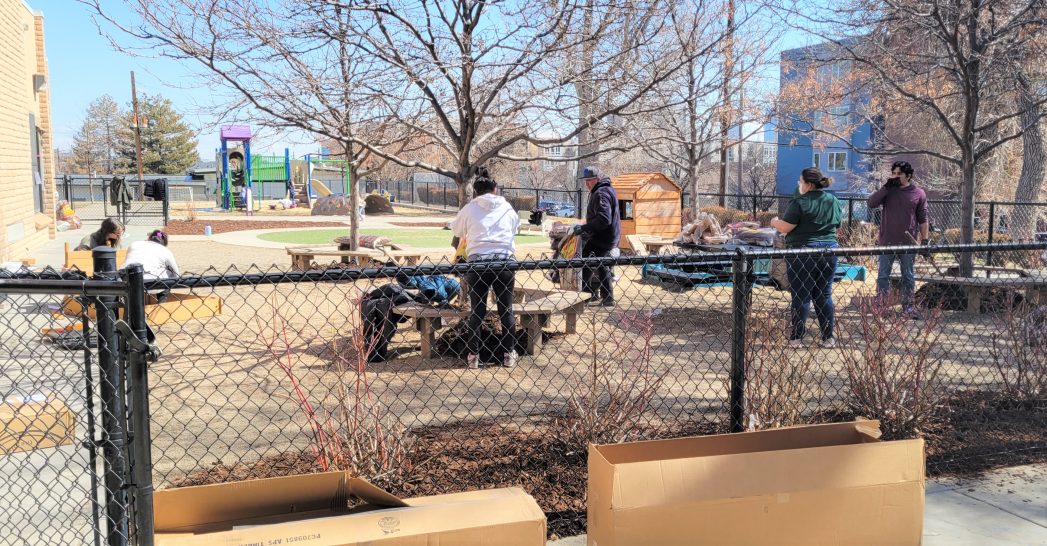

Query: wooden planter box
left=58, top=293, right=223, bottom=325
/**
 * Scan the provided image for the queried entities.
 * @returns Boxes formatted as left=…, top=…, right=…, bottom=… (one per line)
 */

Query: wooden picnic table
left=393, top=287, right=591, bottom=358
left=286, top=246, right=427, bottom=270
left=899, top=269, right=1047, bottom=312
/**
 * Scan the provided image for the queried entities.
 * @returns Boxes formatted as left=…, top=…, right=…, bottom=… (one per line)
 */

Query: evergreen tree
left=117, top=94, right=200, bottom=174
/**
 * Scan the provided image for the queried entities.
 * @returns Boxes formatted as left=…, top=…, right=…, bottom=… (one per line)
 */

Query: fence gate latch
left=115, top=321, right=161, bottom=363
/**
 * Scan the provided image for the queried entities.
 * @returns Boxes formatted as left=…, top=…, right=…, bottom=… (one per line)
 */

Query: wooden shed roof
left=610, top=172, right=682, bottom=193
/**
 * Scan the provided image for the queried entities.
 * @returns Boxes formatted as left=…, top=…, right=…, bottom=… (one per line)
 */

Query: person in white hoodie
left=451, top=167, right=521, bottom=369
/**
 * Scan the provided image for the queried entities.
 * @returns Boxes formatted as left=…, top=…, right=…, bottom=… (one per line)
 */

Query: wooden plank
left=146, top=294, right=224, bottom=325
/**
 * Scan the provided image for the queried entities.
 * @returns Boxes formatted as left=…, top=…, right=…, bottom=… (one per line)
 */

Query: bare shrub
left=257, top=293, right=415, bottom=489
left=184, top=199, right=198, bottom=222
left=557, top=310, right=668, bottom=448
left=741, top=312, right=822, bottom=430
left=838, top=222, right=878, bottom=268
left=989, top=304, right=1047, bottom=400
left=837, top=294, right=947, bottom=439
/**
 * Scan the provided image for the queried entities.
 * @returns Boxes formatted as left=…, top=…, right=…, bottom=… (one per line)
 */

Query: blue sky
left=38, top=0, right=312, bottom=160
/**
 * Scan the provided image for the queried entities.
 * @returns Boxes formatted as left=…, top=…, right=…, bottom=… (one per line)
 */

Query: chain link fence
left=3, top=241, right=1046, bottom=543
left=57, top=175, right=171, bottom=226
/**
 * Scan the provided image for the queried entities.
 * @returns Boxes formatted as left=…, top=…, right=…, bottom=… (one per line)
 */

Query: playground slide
left=311, top=179, right=333, bottom=196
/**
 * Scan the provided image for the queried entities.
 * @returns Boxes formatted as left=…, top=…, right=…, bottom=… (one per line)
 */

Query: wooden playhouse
left=610, top=172, right=682, bottom=251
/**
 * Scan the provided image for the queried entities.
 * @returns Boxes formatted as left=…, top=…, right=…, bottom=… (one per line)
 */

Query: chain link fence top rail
left=0, top=268, right=133, bottom=546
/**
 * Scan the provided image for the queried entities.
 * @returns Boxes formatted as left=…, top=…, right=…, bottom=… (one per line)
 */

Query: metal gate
left=0, top=254, right=157, bottom=546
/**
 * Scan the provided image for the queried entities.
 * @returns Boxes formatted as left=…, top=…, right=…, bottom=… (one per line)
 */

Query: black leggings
left=465, top=266, right=517, bottom=356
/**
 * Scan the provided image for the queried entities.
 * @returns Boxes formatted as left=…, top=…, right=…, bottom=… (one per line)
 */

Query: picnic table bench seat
left=392, top=287, right=591, bottom=358
left=286, top=245, right=426, bottom=270
left=890, top=265, right=1047, bottom=311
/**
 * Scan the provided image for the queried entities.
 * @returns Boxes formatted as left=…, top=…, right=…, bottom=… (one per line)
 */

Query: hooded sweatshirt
left=452, top=192, right=521, bottom=258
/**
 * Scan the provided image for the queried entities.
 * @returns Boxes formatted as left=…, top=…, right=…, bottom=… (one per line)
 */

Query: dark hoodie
left=581, top=177, right=621, bottom=250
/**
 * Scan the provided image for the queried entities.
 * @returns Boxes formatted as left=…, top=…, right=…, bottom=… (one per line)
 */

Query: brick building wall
left=0, top=0, right=55, bottom=262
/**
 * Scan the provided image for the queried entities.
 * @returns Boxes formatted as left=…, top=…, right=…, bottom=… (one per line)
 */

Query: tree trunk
left=958, top=155, right=976, bottom=277
left=346, top=144, right=360, bottom=251
left=1011, top=71, right=1045, bottom=242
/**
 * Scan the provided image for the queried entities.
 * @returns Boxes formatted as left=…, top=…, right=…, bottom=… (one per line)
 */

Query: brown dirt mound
left=166, top=220, right=347, bottom=235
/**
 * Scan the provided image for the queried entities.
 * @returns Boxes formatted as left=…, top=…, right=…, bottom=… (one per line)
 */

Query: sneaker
left=600, top=299, right=615, bottom=307
left=819, top=338, right=836, bottom=349
left=466, top=354, right=480, bottom=369
left=788, top=339, right=805, bottom=349
left=502, top=351, right=518, bottom=368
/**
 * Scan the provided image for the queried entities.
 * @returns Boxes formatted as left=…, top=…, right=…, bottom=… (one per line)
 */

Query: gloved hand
left=919, top=240, right=931, bottom=258
left=572, top=224, right=584, bottom=235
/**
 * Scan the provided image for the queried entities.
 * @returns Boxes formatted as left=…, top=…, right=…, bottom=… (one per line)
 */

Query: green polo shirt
left=781, top=190, right=842, bottom=247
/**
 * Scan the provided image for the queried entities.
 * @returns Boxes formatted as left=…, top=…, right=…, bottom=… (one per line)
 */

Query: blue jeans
left=785, top=241, right=838, bottom=341
left=876, top=252, right=916, bottom=309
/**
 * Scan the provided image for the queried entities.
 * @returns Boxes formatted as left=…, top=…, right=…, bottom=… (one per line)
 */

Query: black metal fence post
left=848, top=199, right=855, bottom=227
left=987, top=202, right=996, bottom=266
left=576, top=189, right=583, bottom=219
left=122, top=265, right=155, bottom=546
left=729, top=249, right=752, bottom=433
left=92, top=247, right=130, bottom=546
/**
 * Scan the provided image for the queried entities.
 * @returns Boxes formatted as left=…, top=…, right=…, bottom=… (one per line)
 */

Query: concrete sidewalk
left=548, top=463, right=1047, bottom=545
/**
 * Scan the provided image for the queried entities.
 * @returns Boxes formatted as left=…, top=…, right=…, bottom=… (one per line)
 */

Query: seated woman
left=76, top=218, right=124, bottom=251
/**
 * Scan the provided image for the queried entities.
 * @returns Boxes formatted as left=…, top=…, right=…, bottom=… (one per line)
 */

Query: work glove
left=919, top=240, right=931, bottom=258
left=572, top=224, right=584, bottom=235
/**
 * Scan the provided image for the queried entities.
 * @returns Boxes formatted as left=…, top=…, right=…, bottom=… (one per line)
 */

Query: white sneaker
left=502, top=351, right=518, bottom=368
left=466, top=354, right=480, bottom=369
left=819, top=338, right=836, bottom=349
left=788, top=339, right=805, bottom=349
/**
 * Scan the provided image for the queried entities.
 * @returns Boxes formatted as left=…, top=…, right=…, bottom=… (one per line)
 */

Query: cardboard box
left=588, top=420, right=924, bottom=545
left=154, top=471, right=546, bottom=545
left=0, top=395, right=76, bottom=455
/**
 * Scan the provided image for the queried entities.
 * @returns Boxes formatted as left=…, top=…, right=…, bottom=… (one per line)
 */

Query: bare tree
left=631, top=0, right=775, bottom=213
left=82, top=0, right=422, bottom=248
left=776, top=0, right=1047, bottom=274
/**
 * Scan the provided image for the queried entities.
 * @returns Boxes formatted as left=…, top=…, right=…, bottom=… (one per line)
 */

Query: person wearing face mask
left=866, top=160, right=929, bottom=318
left=771, top=167, right=842, bottom=349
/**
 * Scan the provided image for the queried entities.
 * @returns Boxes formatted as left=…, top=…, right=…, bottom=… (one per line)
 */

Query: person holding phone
left=866, top=160, right=929, bottom=318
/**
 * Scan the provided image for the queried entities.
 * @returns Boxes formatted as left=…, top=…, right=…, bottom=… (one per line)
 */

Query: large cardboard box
left=588, top=420, right=924, bottom=545
left=0, top=395, right=75, bottom=455
left=154, top=471, right=547, bottom=545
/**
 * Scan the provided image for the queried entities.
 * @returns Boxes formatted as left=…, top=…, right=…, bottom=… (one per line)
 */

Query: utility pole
left=717, top=0, right=735, bottom=207
left=131, top=71, right=146, bottom=196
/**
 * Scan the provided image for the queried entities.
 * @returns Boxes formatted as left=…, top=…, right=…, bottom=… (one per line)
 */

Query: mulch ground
left=171, top=392, right=1047, bottom=539
left=165, top=219, right=347, bottom=235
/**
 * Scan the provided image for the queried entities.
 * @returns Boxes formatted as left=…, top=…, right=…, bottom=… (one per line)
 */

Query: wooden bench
left=393, top=287, right=591, bottom=358
left=893, top=265, right=1047, bottom=312
left=286, top=246, right=427, bottom=270
left=64, top=243, right=127, bottom=276
left=55, top=292, right=223, bottom=325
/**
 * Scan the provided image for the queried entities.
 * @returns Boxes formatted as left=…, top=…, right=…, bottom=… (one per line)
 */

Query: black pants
left=582, top=244, right=614, bottom=303
left=465, top=265, right=516, bottom=356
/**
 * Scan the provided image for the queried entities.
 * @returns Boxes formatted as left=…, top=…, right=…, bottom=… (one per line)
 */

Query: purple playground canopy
left=220, top=124, right=252, bottom=141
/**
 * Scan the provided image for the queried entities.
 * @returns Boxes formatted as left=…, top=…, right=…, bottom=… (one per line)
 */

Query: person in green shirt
left=770, top=167, right=842, bottom=348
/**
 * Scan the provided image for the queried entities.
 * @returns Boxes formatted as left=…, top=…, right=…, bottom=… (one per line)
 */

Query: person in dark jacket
left=573, top=166, right=621, bottom=306
left=866, top=160, right=929, bottom=318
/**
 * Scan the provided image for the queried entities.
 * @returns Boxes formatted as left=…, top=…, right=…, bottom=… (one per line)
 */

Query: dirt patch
left=165, top=220, right=348, bottom=235
left=170, top=393, right=1045, bottom=539
left=389, top=222, right=450, bottom=228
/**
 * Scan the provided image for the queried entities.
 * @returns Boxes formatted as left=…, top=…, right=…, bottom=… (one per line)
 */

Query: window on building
left=813, top=153, right=821, bottom=169
left=549, top=146, right=562, bottom=156
left=828, top=152, right=847, bottom=171
left=29, top=114, right=44, bottom=213
left=619, top=199, right=634, bottom=220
